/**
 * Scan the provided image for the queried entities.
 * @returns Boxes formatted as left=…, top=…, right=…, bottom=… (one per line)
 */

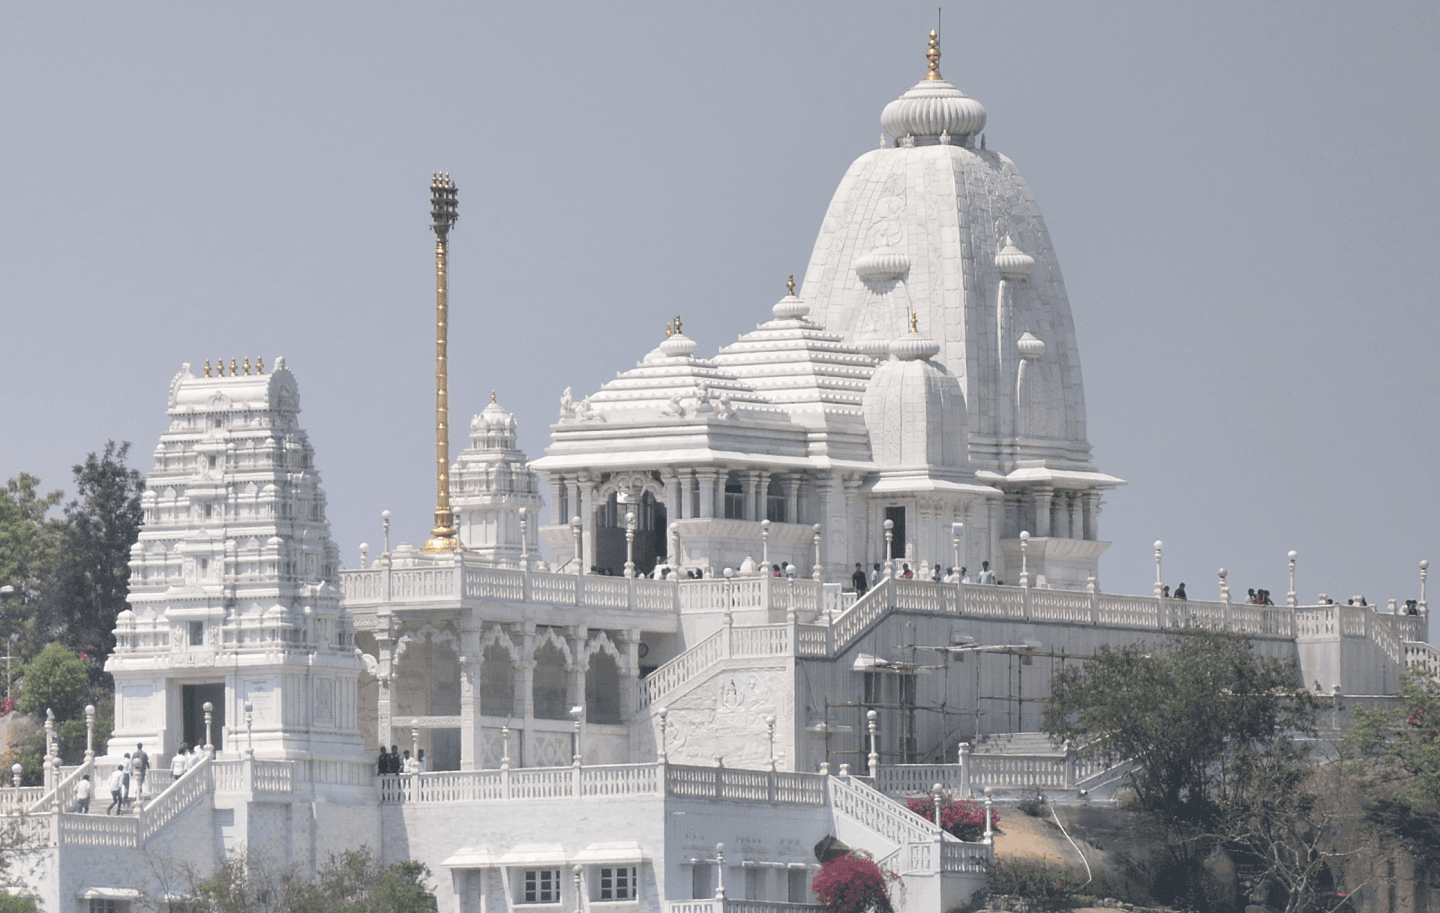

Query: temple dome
left=879, top=31, right=986, bottom=142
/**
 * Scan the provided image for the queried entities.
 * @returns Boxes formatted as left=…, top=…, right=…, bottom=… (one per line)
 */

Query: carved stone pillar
left=578, top=476, right=597, bottom=572
left=841, top=476, right=862, bottom=568
left=1065, top=493, right=1079, bottom=540
left=670, top=470, right=687, bottom=522
left=1082, top=491, right=1101, bottom=541
left=376, top=615, right=396, bottom=752
left=785, top=476, right=801, bottom=525
left=987, top=496, right=1003, bottom=578
left=459, top=619, right=481, bottom=770
left=517, top=624, right=537, bottom=768
left=755, top=470, right=771, bottom=522
left=742, top=470, right=760, bottom=522
left=568, top=626, right=588, bottom=743
left=695, top=469, right=718, bottom=519
left=1032, top=486, right=1053, bottom=538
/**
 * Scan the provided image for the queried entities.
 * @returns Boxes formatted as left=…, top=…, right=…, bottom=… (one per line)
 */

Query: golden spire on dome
left=203, top=360, right=211, bottom=378
left=925, top=29, right=943, bottom=81
left=674, top=314, right=683, bottom=335
left=786, top=274, right=796, bottom=297
left=490, top=389, right=497, bottom=403
left=910, top=311, right=919, bottom=333
left=665, top=321, right=673, bottom=338
left=256, top=356, right=264, bottom=374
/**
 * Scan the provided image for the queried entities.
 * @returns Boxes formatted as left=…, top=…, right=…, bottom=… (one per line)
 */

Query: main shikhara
left=10, top=31, right=1432, bottom=913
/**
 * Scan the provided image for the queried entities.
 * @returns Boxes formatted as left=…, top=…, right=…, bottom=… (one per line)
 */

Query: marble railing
left=877, top=840, right=992, bottom=877
left=828, top=772, right=945, bottom=847
left=340, top=562, right=829, bottom=617
left=377, top=762, right=827, bottom=807
left=666, top=903, right=824, bottom=913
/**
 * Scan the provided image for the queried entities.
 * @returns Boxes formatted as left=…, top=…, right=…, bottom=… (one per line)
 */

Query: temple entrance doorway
left=594, top=491, right=667, bottom=576
left=182, top=682, right=225, bottom=752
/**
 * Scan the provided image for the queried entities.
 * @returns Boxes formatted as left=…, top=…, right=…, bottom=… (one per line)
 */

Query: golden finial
left=203, top=360, right=211, bottom=378
left=925, top=29, right=943, bottom=81
left=910, top=311, right=919, bottom=333
left=787, top=274, right=796, bottom=297
left=243, top=357, right=251, bottom=376
left=674, top=315, right=683, bottom=335
left=665, top=321, right=673, bottom=338
left=229, top=358, right=238, bottom=377
left=256, top=356, right=264, bottom=374
left=490, top=389, right=497, bottom=403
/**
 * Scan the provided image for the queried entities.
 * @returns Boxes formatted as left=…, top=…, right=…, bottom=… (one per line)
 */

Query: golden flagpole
left=423, top=172, right=460, bottom=552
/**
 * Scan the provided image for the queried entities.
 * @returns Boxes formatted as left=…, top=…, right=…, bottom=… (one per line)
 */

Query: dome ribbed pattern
left=853, top=248, right=910, bottom=282
left=995, top=237, right=1035, bottom=280
left=881, top=79, right=986, bottom=140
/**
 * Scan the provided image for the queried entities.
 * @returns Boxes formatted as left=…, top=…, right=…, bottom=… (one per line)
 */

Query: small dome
left=890, top=333, right=941, bottom=362
left=472, top=393, right=517, bottom=433
left=880, top=33, right=985, bottom=141
left=659, top=333, right=698, bottom=358
left=1017, top=332, right=1045, bottom=360
left=853, top=248, right=910, bottom=282
left=995, top=237, right=1035, bottom=280
left=856, top=337, right=892, bottom=360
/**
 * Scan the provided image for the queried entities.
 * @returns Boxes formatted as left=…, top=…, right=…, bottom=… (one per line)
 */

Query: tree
left=47, top=441, right=144, bottom=661
left=0, top=473, right=63, bottom=642
left=1043, top=630, right=1319, bottom=905
left=17, top=644, right=88, bottom=720
left=177, top=848, right=436, bottom=913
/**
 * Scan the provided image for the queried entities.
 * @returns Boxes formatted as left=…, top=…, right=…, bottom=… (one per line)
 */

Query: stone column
left=755, top=470, right=771, bottom=522
left=742, top=471, right=760, bottom=522
left=841, top=476, right=863, bottom=569
left=376, top=619, right=396, bottom=752
left=664, top=470, right=682, bottom=529
left=1082, top=492, right=1101, bottom=541
left=1032, top=486, right=1053, bottom=538
left=517, top=624, right=537, bottom=768
left=568, top=627, right=588, bottom=745
left=672, top=470, right=687, bottom=521
left=695, top=469, right=718, bottom=519
left=1066, top=493, right=1080, bottom=540
left=784, top=475, right=801, bottom=525
left=459, top=619, right=481, bottom=770
left=818, top=473, right=846, bottom=580
left=578, top=476, right=597, bottom=573
left=987, top=496, right=1003, bottom=578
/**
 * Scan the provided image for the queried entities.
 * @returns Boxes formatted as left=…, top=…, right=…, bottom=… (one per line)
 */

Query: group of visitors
left=1247, top=588, right=1276, bottom=605
left=1159, top=583, right=1189, bottom=600
left=75, top=742, right=151, bottom=816
left=850, top=559, right=1003, bottom=593
left=376, top=745, right=426, bottom=775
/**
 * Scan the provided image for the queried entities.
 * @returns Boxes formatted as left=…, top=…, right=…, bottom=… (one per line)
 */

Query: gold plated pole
left=423, top=173, right=460, bottom=552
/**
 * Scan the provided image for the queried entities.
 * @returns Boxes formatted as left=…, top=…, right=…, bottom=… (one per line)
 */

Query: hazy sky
left=1, top=2, right=1435, bottom=606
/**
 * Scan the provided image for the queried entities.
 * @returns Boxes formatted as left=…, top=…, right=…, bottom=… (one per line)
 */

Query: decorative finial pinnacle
left=665, top=321, right=673, bottom=338
left=925, top=29, right=943, bottom=81
left=910, top=311, right=919, bottom=334
left=243, top=357, right=251, bottom=376
left=203, top=360, right=211, bottom=378
left=786, top=274, right=796, bottom=297
left=256, top=356, right=264, bottom=374
left=490, top=389, right=497, bottom=403
left=229, top=358, right=238, bottom=377
left=674, top=314, right=683, bottom=335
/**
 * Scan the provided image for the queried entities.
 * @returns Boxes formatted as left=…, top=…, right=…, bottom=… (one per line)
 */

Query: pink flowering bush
left=811, top=853, right=897, bottom=913
left=905, top=795, right=999, bottom=842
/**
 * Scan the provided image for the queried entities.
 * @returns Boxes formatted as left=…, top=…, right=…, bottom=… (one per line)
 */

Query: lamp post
left=951, top=522, right=964, bottom=580
left=1153, top=540, right=1164, bottom=597
left=1218, top=567, right=1230, bottom=603
left=624, top=511, right=636, bottom=579
left=932, top=782, right=944, bottom=828
left=203, top=701, right=214, bottom=755
left=10, top=764, right=20, bottom=789
left=573, top=865, right=584, bottom=913
left=501, top=723, right=511, bottom=771
left=714, top=844, right=726, bottom=900
left=765, top=715, right=776, bottom=771
left=1018, top=531, right=1030, bottom=587
left=570, top=704, right=585, bottom=765
left=382, top=510, right=391, bottom=554
left=812, top=523, right=823, bottom=581
left=884, top=519, right=894, bottom=578
left=571, top=516, right=583, bottom=575
left=983, top=787, right=995, bottom=844
left=669, top=522, right=680, bottom=570
left=1287, top=550, right=1298, bottom=607
left=722, top=568, right=735, bottom=626
left=244, top=700, right=254, bottom=758
left=866, top=709, right=879, bottom=775
left=760, top=519, right=771, bottom=571
left=84, top=704, right=95, bottom=762
left=1421, top=559, right=1429, bottom=613
left=657, top=707, right=669, bottom=763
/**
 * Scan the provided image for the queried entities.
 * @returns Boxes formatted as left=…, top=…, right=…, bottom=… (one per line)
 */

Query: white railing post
left=958, top=742, right=971, bottom=799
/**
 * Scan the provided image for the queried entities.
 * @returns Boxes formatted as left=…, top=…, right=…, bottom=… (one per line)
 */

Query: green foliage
left=179, top=848, right=435, bottom=913
left=0, top=473, right=63, bottom=609
left=48, top=441, right=144, bottom=661
left=0, top=896, right=39, bottom=913
left=1044, top=630, right=1317, bottom=836
left=989, top=857, right=1086, bottom=904
left=17, top=644, right=87, bottom=719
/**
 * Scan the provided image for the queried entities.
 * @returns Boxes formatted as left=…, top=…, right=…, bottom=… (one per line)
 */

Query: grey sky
left=1, top=2, right=1435, bottom=605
